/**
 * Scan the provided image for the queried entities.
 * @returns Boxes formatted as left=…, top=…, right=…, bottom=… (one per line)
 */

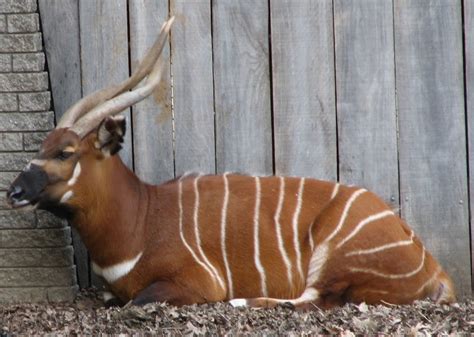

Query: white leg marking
left=306, top=243, right=329, bottom=285
left=60, top=190, right=74, bottom=203
left=345, top=230, right=415, bottom=257
left=253, top=177, right=268, bottom=297
left=336, top=210, right=394, bottom=249
left=269, top=287, right=320, bottom=305
left=92, top=252, right=143, bottom=284
left=292, top=177, right=305, bottom=282
left=67, top=162, right=81, bottom=186
left=274, top=177, right=294, bottom=288
left=193, top=175, right=226, bottom=291
left=102, top=291, right=116, bottom=302
left=350, top=247, right=426, bottom=279
left=221, top=173, right=234, bottom=299
left=229, top=298, right=248, bottom=308
left=324, top=188, right=367, bottom=243
left=242, top=287, right=320, bottom=307
left=330, top=182, right=340, bottom=200
left=178, top=177, right=220, bottom=287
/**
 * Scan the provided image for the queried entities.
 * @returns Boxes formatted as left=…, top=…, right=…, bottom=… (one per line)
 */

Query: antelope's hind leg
left=229, top=287, right=325, bottom=310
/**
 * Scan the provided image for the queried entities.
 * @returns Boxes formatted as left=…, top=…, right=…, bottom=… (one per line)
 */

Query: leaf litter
left=0, top=288, right=472, bottom=335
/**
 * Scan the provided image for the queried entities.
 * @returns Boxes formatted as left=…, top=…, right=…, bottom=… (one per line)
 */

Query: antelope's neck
left=71, top=156, right=148, bottom=267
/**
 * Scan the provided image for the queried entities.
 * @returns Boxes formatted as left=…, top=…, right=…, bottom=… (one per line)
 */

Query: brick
left=0, top=0, right=37, bottom=14
left=0, top=152, right=33, bottom=170
left=0, top=54, right=10, bottom=72
left=23, top=131, right=46, bottom=151
left=12, top=52, right=44, bottom=71
left=0, top=246, right=74, bottom=267
left=47, top=285, right=78, bottom=302
left=0, top=15, right=5, bottom=32
left=19, top=92, right=50, bottom=111
left=0, top=33, right=42, bottom=52
left=0, top=172, right=18, bottom=190
left=0, top=72, right=48, bottom=91
left=0, top=112, right=54, bottom=131
left=0, top=209, right=36, bottom=228
left=0, top=287, right=47, bottom=303
left=36, top=210, right=67, bottom=228
left=0, top=266, right=76, bottom=287
left=0, top=93, right=17, bottom=111
left=0, top=227, right=72, bottom=247
left=0, top=132, right=22, bottom=151
left=7, top=13, right=39, bottom=33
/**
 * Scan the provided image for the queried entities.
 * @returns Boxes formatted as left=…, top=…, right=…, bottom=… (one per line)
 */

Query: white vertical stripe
left=220, top=173, right=233, bottom=299
left=350, top=247, right=426, bottom=279
left=324, top=188, right=367, bottom=244
left=306, top=243, right=329, bottom=285
left=292, top=178, right=305, bottom=282
left=178, top=177, right=219, bottom=287
left=345, top=230, right=415, bottom=256
left=67, top=162, right=81, bottom=186
left=274, top=177, right=293, bottom=288
left=330, top=182, right=340, bottom=200
left=193, top=175, right=226, bottom=291
left=254, top=177, right=268, bottom=297
left=336, top=210, right=394, bottom=248
left=308, top=223, right=315, bottom=252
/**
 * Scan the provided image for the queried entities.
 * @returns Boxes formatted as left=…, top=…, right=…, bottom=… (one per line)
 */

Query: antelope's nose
left=7, top=185, right=25, bottom=202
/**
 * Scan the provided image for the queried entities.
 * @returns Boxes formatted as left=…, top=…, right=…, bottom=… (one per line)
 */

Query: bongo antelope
left=7, top=17, right=455, bottom=309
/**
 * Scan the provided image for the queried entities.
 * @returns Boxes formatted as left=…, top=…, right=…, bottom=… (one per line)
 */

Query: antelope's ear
left=95, top=116, right=126, bottom=156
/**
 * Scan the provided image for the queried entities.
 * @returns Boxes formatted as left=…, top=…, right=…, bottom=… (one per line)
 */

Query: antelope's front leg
left=131, top=281, right=208, bottom=306
left=101, top=290, right=125, bottom=308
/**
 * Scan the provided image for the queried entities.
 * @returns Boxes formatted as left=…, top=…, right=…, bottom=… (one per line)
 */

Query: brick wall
left=0, top=0, right=77, bottom=302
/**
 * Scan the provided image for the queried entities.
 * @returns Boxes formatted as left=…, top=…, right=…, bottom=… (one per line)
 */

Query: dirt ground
left=0, top=288, right=473, bottom=335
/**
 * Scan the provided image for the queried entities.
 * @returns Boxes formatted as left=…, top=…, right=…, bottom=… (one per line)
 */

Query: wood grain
left=213, top=0, right=273, bottom=175
left=129, top=0, right=174, bottom=184
left=79, top=0, right=132, bottom=169
left=38, top=0, right=88, bottom=288
left=271, top=0, right=337, bottom=181
left=79, top=0, right=131, bottom=287
left=395, top=0, right=470, bottom=295
left=335, top=0, right=398, bottom=208
left=171, top=0, right=215, bottom=176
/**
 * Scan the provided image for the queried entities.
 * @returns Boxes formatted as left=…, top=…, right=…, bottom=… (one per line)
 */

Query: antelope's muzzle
left=7, top=164, right=48, bottom=208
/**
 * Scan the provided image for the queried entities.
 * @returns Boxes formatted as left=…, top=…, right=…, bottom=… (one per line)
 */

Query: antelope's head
left=6, top=17, right=174, bottom=218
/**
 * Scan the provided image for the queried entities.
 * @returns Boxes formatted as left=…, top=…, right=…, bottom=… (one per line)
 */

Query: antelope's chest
left=92, top=252, right=146, bottom=301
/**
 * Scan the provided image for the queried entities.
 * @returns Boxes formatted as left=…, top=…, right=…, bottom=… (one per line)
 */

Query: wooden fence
left=38, top=0, right=473, bottom=297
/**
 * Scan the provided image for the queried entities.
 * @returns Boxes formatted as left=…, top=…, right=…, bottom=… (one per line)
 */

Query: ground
left=0, top=288, right=473, bottom=335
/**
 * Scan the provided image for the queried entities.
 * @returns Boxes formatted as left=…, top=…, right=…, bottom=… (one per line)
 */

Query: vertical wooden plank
left=213, top=0, right=272, bottom=175
left=79, top=0, right=132, bottom=169
left=335, top=0, right=398, bottom=208
left=79, top=0, right=131, bottom=287
left=395, top=0, right=470, bottom=295
left=171, top=0, right=215, bottom=175
left=38, top=0, right=81, bottom=120
left=271, top=0, right=336, bottom=180
left=464, top=0, right=474, bottom=293
left=129, top=0, right=173, bottom=184
left=38, top=0, right=88, bottom=288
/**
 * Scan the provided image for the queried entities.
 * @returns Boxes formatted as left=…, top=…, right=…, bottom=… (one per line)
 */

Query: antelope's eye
left=56, top=151, right=74, bottom=161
